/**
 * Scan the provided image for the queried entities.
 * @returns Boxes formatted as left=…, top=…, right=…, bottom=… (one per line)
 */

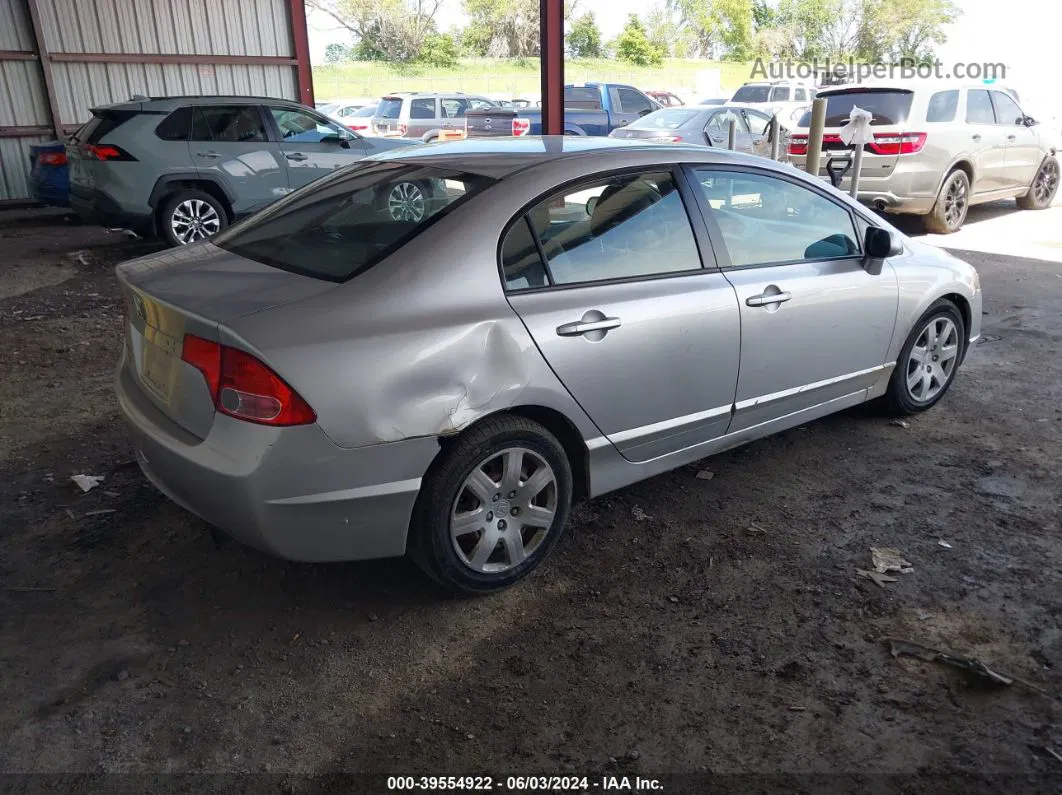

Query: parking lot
left=1, top=200, right=1060, bottom=788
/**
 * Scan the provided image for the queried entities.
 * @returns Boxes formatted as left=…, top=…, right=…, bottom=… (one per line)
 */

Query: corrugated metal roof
left=0, top=61, right=49, bottom=126
left=0, top=135, right=48, bottom=201
left=0, top=0, right=34, bottom=51
left=37, top=0, right=293, bottom=57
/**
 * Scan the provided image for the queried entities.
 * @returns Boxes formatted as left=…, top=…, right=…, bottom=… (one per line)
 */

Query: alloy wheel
left=905, top=316, right=959, bottom=402
left=943, top=175, right=967, bottom=230
left=1033, top=159, right=1059, bottom=205
left=450, top=447, right=558, bottom=574
left=170, top=199, right=221, bottom=244
left=387, top=182, right=426, bottom=221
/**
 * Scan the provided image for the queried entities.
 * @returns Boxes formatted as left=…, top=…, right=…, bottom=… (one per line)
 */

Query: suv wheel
left=160, top=189, right=228, bottom=247
left=1017, top=156, right=1059, bottom=210
left=923, top=169, right=969, bottom=234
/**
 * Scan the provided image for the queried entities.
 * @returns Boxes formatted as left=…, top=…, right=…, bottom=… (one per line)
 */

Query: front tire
left=159, top=189, right=228, bottom=247
left=1016, top=156, right=1059, bottom=210
left=883, top=299, right=966, bottom=415
left=923, top=169, right=970, bottom=234
left=409, top=415, right=573, bottom=595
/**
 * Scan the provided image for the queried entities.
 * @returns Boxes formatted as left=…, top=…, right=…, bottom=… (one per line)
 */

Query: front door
left=964, top=89, right=1010, bottom=193
left=266, top=106, right=367, bottom=189
left=189, top=105, right=287, bottom=214
left=990, top=90, right=1042, bottom=189
left=688, top=166, right=899, bottom=433
left=500, top=169, right=741, bottom=463
left=608, top=86, right=656, bottom=129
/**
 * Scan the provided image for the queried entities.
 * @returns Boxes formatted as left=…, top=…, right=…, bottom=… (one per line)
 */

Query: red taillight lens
left=79, top=143, right=136, bottom=161
left=181, top=335, right=316, bottom=427
left=512, top=118, right=531, bottom=136
left=396, top=123, right=408, bottom=135
left=39, top=152, right=67, bottom=166
left=868, top=132, right=927, bottom=155
left=788, top=134, right=808, bottom=155
left=649, top=135, right=682, bottom=143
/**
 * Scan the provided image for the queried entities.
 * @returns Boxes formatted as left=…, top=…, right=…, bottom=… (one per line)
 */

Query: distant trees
left=614, top=15, right=664, bottom=66
left=567, top=12, right=603, bottom=58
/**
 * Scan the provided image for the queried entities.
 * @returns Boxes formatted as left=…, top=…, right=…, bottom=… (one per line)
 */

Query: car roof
left=815, top=80, right=1001, bottom=96
left=93, top=95, right=306, bottom=112
left=368, top=135, right=781, bottom=179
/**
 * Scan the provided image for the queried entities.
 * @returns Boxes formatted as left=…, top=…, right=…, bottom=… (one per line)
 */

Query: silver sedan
left=114, top=137, right=982, bottom=594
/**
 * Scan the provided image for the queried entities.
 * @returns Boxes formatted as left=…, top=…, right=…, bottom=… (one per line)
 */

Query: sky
left=306, top=0, right=1060, bottom=109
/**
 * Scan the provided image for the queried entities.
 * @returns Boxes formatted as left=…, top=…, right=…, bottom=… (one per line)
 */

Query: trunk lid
left=465, top=108, right=520, bottom=138
left=116, top=244, right=336, bottom=439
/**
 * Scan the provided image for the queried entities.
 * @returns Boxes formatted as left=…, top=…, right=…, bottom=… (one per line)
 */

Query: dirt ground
left=0, top=206, right=1060, bottom=793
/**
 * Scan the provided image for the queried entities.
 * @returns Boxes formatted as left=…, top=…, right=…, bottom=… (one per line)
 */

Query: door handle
left=556, top=317, right=622, bottom=336
left=1006, top=134, right=1016, bottom=141
left=971, top=133, right=982, bottom=142
left=195, top=151, right=221, bottom=159
left=286, top=153, right=308, bottom=161
left=746, top=291, right=792, bottom=307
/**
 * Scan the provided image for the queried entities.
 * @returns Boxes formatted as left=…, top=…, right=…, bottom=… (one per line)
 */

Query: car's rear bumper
left=115, top=348, right=439, bottom=562
left=69, top=185, right=154, bottom=235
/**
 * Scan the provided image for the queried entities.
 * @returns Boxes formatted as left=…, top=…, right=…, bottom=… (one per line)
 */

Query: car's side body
left=609, top=104, right=790, bottom=159
left=371, top=93, right=496, bottom=142
left=787, top=82, right=1056, bottom=217
left=114, top=139, right=981, bottom=565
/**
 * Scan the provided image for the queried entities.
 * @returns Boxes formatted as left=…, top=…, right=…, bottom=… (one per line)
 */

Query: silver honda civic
left=115, top=137, right=982, bottom=594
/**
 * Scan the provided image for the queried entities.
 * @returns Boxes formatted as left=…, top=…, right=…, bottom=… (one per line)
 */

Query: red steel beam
left=48, top=52, right=298, bottom=66
left=287, top=0, right=314, bottom=106
left=0, top=50, right=37, bottom=61
left=23, top=0, right=65, bottom=140
left=539, top=0, right=564, bottom=136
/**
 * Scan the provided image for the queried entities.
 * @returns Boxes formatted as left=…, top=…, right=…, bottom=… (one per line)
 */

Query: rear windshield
left=353, top=104, right=378, bottom=117
left=564, top=87, right=603, bottom=109
left=377, top=98, right=403, bottom=119
left=628, top=109, right=699, bottom=130
left=74, top=111, right=138, bottom=143
left=798, top=89, right=914, bottom=127
left=731, top=85, right=771, bottom=103
left=213, top=164, right=495, bottom=282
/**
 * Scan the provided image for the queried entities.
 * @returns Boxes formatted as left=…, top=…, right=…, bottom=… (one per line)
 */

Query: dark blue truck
left=465, top=83, right=662, bottom=137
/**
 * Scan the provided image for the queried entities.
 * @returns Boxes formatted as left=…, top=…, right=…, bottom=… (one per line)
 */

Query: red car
left=646, top=91, right=684, bottom=107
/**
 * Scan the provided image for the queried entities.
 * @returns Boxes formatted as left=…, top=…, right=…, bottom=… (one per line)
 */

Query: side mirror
left=586, top=196, right=599, bottom=215
left=863, top=226, right=902, bottom=274
left=1023, top=115, right=1038, bottom=127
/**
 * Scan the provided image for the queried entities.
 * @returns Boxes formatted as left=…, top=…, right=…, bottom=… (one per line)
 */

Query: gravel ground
left=0, top=208, right=1060, bottom=793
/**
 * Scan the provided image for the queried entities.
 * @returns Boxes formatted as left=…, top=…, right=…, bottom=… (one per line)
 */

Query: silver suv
left=788, top=82, right=1060, bottom=233
left=67, top=95, right=417, bottom=246
left=372, top=93, right=497, bottom=142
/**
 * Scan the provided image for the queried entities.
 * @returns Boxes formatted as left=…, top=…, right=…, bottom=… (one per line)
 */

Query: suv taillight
left=396, top=122, right=408, bottom=135
left=788, top=134, right=808, bottom=155
left=79, top=143, right=137, bottom=161
left=181, top=335, right=316, bottom=427
left=512, top=118, right=531, bottom=136
left=868, top=132, right=927, bottom=155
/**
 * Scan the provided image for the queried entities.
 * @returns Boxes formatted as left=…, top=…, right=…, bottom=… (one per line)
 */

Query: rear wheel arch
left=435, top=407, right=590, bottom=501
left=150, top=176, right=234, bottom=221
left=937, top=159, right=974, bottom=195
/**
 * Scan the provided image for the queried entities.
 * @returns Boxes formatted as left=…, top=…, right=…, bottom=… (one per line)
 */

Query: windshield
left=628, top=109, right=699, bottom=130
left=798, top=89, right=914, bottom=127
left=377, top=98, right=403, bottom=119
left=731, top=85, right=771, bottom=103
left=213, top=164, right=495, bottom=282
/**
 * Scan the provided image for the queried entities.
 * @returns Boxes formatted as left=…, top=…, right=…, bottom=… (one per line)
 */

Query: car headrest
left=590, top=180, right=661, bottom=237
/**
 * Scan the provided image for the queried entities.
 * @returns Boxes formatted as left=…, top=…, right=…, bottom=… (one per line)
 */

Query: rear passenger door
left=189, top=105, right=287, bottom=214
left=439, top=98, right=470, bottom=138
left=408, top=98, right=439, bottom=139
left=500, top=169, right=741, bottom=463
left=266, top=105, right=367, bottom=189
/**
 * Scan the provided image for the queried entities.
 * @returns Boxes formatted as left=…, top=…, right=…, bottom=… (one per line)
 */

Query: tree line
left=309, top=0, right=959, bottom=69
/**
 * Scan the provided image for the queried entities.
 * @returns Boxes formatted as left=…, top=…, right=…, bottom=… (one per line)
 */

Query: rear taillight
left=648, top=135, right=683, bottom=143
left=788, top=134, right=808, bottom=155
left=181, top=335, right=316, bottom=427
left=38, top=152, right=67, bottom=166
left=512, top=118, right=531, bottom=136
left=868, top=132, right=927, bottom=155
left=396, top=123, right=408, bottom=135
left=79, top=143, right=137, bottom=161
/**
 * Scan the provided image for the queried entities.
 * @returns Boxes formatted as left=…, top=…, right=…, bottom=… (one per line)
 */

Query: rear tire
left=882, top=299, right=966, bottom=415
left=159, top=189, right=228, bottom=247
left=377, top=179, right=433, bottom=222
left=923, top=169, right=970, bottom=234
left=1016, top=156, right=1059, bottom=210
left=408, top=415, right=573, bottom=596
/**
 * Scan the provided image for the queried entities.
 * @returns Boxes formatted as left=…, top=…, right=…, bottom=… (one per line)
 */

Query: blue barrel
left=29, top=140, right=70, bottom=207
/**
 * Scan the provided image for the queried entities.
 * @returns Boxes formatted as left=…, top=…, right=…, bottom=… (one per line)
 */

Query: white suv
left=787, top=82, right=1059, bottom=233
left=728, top=81, right=817, bottom=125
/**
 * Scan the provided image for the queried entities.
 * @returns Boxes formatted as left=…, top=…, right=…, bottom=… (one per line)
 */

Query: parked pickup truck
left=465, top=83, right=662, bottom=137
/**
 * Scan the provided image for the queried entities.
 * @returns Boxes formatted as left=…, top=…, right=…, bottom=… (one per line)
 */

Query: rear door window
left=926, top=90, right=958, bottom=123
left=213, top=165, right=494, bottom=282
left=800, top=90, right=914, bottom=127
left=966, top=90, right=995, bottom=124
left=441, top=98, right=469, bottom=118
left=563, top=87, right=603, bottom=109
left=192, top=106, right=268, bottom=142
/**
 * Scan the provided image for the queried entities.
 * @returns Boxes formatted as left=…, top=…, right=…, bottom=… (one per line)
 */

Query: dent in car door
left=690, top=167, right=899, bottom=432
left=190, top=105, right=287, bottom=214
left=267, top=106, right=366, bottom=189
left=501, top=171, right=740, bottom=463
